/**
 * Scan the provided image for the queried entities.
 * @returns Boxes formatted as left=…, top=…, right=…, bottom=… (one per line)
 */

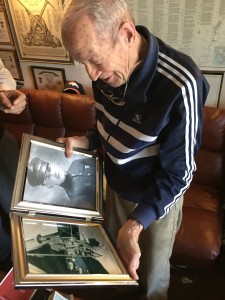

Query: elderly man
left=0, top=58, right=26, bottom=272
left=58, top=1, right=210, bottom=299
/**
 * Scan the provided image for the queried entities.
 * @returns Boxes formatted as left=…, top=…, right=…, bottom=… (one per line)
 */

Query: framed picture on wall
left=0, top=49, right=23, bottom=80
left=0, top=9, right=13, bottom=45
left=202, top=71, right=224, bottom=107
left=31, top=66, right=66, bottom=92
left=5, top=0, right=73, bottom=63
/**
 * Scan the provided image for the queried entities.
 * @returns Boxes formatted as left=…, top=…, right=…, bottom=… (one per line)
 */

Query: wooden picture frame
left=31, top=66, right=66, bottom=92
left=10, top=134, right=137, bottom=288
left=5, top=0, right=72, bottom=63
left=0, top=49, right=23, bottom=80
left=0, top=9, right=13, bottom=45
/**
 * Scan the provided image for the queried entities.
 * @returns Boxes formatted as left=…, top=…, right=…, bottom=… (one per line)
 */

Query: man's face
left=65, top=15, right=131, bottom=87
left=43, top=163, right=66, bottom=186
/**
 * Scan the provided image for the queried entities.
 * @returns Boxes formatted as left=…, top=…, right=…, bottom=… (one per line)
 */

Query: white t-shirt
left=0, top=58, right=16, bottom=90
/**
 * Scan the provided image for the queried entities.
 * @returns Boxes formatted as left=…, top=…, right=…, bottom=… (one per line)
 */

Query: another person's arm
left=0, top=90, right=27, bottom=114
left=0, top=58, right=26, bottom=114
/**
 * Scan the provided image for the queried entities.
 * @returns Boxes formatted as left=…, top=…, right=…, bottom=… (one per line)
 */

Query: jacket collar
left=125, top=26, right=159, bottom=103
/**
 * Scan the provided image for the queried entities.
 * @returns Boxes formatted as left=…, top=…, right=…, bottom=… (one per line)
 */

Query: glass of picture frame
left=0, top=49, right=23, bottom=80
left=31, top=66, right=66, bottom=92
left=5, top=0, right=73, bottom=63
left=10, top=134, right=137, bottom=288
left=0, top=8, right=13, bottom=45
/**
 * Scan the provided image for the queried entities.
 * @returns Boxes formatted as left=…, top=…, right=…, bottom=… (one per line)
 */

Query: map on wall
left=126, top=0, right=225, bottom=70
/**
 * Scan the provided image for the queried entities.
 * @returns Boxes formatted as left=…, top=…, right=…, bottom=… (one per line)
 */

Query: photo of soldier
left=25, top=155, right=96, bottom=210
left=25, top=223, right=108, bottom=275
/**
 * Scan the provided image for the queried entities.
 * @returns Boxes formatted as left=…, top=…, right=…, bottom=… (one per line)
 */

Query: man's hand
left=0, top=90, right=27, bottom=114
left=56, top=136, right=89, bottom=158
left=117, top=219, right=143, bottom=280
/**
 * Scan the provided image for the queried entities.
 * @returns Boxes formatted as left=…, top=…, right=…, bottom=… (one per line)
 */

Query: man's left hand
left=117, top=219, right=143, bottom=280
left=0, top=90, right=26, bottom=114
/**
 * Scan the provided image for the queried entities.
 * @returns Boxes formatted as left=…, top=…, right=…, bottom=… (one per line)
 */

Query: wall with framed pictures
left=0, top=0, right=24, bottom=85
left=0, top=0, right=93, bottom=93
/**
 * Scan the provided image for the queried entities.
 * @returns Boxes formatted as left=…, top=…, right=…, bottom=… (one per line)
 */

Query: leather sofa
left=171, top=106, right=225, bottom=270
left=0, top=89, right=96, bottom=147
left=0, top=89, right=224, bottom=271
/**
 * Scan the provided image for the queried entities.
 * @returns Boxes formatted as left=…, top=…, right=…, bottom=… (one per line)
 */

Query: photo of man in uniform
left=25, top=223, right=108, bottom=275
left=26, top=155, right=96, bottom=210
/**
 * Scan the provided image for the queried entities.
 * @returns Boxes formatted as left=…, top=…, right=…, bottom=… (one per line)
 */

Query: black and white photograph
left=11, top=134, right=103, bottom=220
left=23, top=137, right=97, bottom=211
left=23, top=218, right=122, bottom=275
left=10, top=135, right=137, bottom=287
left=10, top=214, right=136, bottom=287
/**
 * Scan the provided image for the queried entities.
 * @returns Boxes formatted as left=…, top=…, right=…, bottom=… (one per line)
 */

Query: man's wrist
left=127, top=218, right=143, bottom=236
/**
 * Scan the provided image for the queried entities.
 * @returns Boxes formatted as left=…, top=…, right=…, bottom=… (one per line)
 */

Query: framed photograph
left=11, top=213, right=136, bottom=288
left=5, top=0, right=72, bottom=63
left=0, top=9, right=13, bottom=44
left=10, top=133, right=137, bottom=287
left=31, top=66, right=66, bottom=92
left=11, top=134, right=103, bottom=220
left=0, top=49, right=23, bottom=80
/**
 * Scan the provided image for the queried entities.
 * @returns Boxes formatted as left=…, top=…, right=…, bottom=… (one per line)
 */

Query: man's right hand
left=56, top=136, right=89, bottom=158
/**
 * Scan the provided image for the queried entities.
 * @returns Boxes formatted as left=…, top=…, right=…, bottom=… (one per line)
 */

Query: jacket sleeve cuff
left=129, top=202, right=157, bottom=230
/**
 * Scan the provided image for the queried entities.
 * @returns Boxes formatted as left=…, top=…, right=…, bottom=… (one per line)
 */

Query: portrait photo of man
left=23, top=140, right=97, bottom=211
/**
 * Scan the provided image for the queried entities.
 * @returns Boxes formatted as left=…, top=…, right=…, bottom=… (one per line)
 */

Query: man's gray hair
left=62, top=0, right=134, bottom=42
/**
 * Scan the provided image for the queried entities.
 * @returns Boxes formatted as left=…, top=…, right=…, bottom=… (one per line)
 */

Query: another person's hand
left=0, top=90, right=26, bottom=114
left=56, top=136, right=89, bottom=158
left=117, top=219, right=143, bottom=280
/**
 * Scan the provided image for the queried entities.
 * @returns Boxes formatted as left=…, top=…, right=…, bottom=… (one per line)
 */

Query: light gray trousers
left=104, top=184, right=183, bottom=300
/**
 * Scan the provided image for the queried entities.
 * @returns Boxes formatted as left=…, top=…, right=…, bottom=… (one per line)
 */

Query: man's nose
left=85, top=64, right=102, bottom=81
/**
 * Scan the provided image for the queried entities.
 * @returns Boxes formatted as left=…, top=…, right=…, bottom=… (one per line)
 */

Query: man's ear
left=119, top=21, right=136, bottom=46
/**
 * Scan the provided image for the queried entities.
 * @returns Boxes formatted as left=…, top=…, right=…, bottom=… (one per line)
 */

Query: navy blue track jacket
left=87, top=26, right=210, bottom=229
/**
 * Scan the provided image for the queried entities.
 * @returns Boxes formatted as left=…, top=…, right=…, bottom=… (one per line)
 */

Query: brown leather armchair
left=171, top=106, right=225, bottom=270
